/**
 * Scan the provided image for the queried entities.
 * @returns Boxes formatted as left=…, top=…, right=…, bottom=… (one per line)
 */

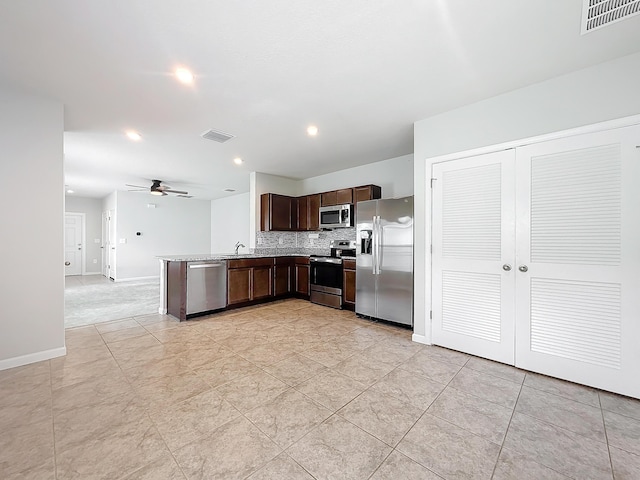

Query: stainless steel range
left=309, top=240, right=356, bottom=309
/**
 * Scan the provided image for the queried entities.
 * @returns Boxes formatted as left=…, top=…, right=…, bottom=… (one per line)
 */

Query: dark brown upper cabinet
left=261, top=185, right=380, bottom=231
left=354, top=185, right=382, bottom=204
left=260, top=193, right=296, bottom=231
left=308, top=194, right=320, bottom=230
left=296, top=194, right=321, bottom=231
left=320, top=190, right=337, bottom=206
left=336, top=188, right=353, bottom=205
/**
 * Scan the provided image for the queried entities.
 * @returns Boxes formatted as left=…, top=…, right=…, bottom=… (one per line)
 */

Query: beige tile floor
left=1, top=299, right=639, bottom=479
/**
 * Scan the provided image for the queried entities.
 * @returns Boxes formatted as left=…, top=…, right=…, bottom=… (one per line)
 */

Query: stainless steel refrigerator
left=356, top=196, right=413, bottom=326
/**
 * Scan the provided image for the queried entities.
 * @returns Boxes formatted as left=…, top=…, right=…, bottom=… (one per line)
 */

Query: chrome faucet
left=234, top=241, right=245, bottom=255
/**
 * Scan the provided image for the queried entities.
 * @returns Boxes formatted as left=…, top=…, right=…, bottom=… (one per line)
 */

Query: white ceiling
left=1, top=0, right=640, bottom=200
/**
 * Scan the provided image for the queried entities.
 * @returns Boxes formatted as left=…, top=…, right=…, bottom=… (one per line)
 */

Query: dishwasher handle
left=188, top=263, right=225, bottom=269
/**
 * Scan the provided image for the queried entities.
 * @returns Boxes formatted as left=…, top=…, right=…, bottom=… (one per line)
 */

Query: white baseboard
left=412, top=333, right=431, bottom=345
left=83, top=271, right=102, bottom=276
left=114, top=276, right=160, bottom=283
left=0, top=346, right=67, bottom=371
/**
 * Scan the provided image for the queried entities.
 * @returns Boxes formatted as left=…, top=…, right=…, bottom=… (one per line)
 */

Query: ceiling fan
left=126, top=179, right=190, bottom=197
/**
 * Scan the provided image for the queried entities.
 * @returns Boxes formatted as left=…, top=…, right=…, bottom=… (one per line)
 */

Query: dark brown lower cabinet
left=274, top=257, right=294, bottom=297
left=294, top=256, right=310, bottom=298
left=227, top=258, right=274, bottom=306
left=343, top=259, right=356, bottom=310
left=227, top=268, right=251, bottom=304
left=252, top=266, right=272, bottom=300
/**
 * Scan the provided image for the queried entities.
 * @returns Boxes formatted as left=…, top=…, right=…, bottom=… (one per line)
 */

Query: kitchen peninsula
left=158, top=253, right=314, bottom=321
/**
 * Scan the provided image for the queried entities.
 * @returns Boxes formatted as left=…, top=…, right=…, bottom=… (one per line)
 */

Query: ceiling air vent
left=582, top=0, right=640, bottom=34
left=223, top=188, right=236, bottom=192
left=176, top=194, right=193, bottom=198
left=201, top=129, right=235, bottom=143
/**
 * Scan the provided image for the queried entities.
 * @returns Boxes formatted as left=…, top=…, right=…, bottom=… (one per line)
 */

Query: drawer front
left=228, top=257, right=274, bottom=269
left=294, top=256, right=310, bottom=265
left=275, top=256, right=295, bottom=266
left=343, top=259, right=356, bottom=270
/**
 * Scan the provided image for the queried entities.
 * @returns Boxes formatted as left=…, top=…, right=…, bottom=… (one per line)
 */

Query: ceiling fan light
left=150, top=190, right=163, bottom=196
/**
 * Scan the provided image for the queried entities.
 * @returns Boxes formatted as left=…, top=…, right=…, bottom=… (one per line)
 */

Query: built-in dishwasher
left=186, top=261, right=227, bottom=315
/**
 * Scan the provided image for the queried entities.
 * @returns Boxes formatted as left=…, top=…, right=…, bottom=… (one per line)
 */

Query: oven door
left=310, top=259, right=343, bottom=295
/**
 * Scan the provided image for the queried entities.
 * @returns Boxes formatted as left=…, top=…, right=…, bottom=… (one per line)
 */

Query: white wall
left=103, top=191, right=117, bottom=212
left=65, top=195, right=103, bottom=274
left=0, top=86, right=65, bottom=369
left=300, top=154, right=414, bottom=199
left=114, top=191, right=211, bottom=280
left=211, top=192, right=250, bottom=254
left=413, top=51, right=640, bottom=343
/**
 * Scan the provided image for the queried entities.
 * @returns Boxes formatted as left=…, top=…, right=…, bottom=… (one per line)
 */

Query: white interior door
left=64, top=213, right=83, bottom=276
left=432, top=149, right=516, bottom=364
left=515, top=124, right=640, bottom=399
left=107, top=210, right=116, bottom=280
left=102, top=211, right=109, bottom=277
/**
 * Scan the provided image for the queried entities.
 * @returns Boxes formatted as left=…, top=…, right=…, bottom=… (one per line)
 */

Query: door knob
left=502, top=264, right=512, bottom=271
left=518, top=265, right=528, bottom=272
left=65, top=261, right=70, bottom=266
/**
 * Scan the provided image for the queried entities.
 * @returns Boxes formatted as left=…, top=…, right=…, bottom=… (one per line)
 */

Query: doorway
left=64, top=212, right=84, bottom=276
left=102, top=209, right=115, bottom=280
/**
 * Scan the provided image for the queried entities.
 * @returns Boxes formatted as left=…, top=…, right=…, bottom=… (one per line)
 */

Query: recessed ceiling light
left=66, top=189, right=74, bottom=194
left=233, top=157, right=243, bottom=165
left=175, top=67, right=194, bottom=84
left=307, top=125, right=318, bottom=136
left=126, top=130, right=142, bottom=141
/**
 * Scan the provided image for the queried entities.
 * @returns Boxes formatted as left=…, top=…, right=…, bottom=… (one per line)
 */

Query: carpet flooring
left=64, top=275, right=159, bottom=328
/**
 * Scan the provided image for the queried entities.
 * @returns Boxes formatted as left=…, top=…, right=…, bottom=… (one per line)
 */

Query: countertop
left=158, top=251, right=357, bottom=262
left=158, top=253, right=314, bottom=262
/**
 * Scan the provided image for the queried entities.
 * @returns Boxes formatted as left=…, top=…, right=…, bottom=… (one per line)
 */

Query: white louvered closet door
left=432, top=150, right=516, bottom=364
left=514, top=125, right=640, bottom=398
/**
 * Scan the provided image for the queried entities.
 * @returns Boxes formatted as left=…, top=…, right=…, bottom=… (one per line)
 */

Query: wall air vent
left=582, top=0, right=640, bottom=34
left=201, top=129, right=235, bottom=143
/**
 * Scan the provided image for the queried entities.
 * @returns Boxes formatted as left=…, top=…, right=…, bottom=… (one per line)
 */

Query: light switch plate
left=119, top=238, right=127, bottom=244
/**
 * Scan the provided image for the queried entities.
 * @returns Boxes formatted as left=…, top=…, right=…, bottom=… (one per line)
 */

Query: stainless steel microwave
left=319, top=204, right=354, bottom=229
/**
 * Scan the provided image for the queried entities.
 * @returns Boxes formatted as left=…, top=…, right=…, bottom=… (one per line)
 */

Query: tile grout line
left=489, top=374, right=524, bottom=479
left=598, top=391, right=616, bottom=479
left=493, top=376, right=600, bottom=479
left=371, top=355, right=470, bottom=479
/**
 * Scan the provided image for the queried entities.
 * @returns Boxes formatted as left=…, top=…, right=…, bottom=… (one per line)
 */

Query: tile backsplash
left=254, top=228, right=356, bottom=255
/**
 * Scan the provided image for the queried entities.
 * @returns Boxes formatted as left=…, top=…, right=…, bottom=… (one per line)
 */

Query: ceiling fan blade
left=125, top=184, right=148, bottom=189
left=127, top=189, right=147, bottom=192
left=164, top=189, right=189, bottom=195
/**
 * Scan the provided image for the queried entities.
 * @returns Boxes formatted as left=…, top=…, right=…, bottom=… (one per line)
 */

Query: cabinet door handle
left=518, top=265, right=528, bottom=273
left=503, top=264, right=512, bottom=271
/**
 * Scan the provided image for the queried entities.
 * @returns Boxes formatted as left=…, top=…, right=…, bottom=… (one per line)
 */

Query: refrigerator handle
left=376, top=215, right=382, bottom=274
left=371, top=216, right=377, bottom=274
